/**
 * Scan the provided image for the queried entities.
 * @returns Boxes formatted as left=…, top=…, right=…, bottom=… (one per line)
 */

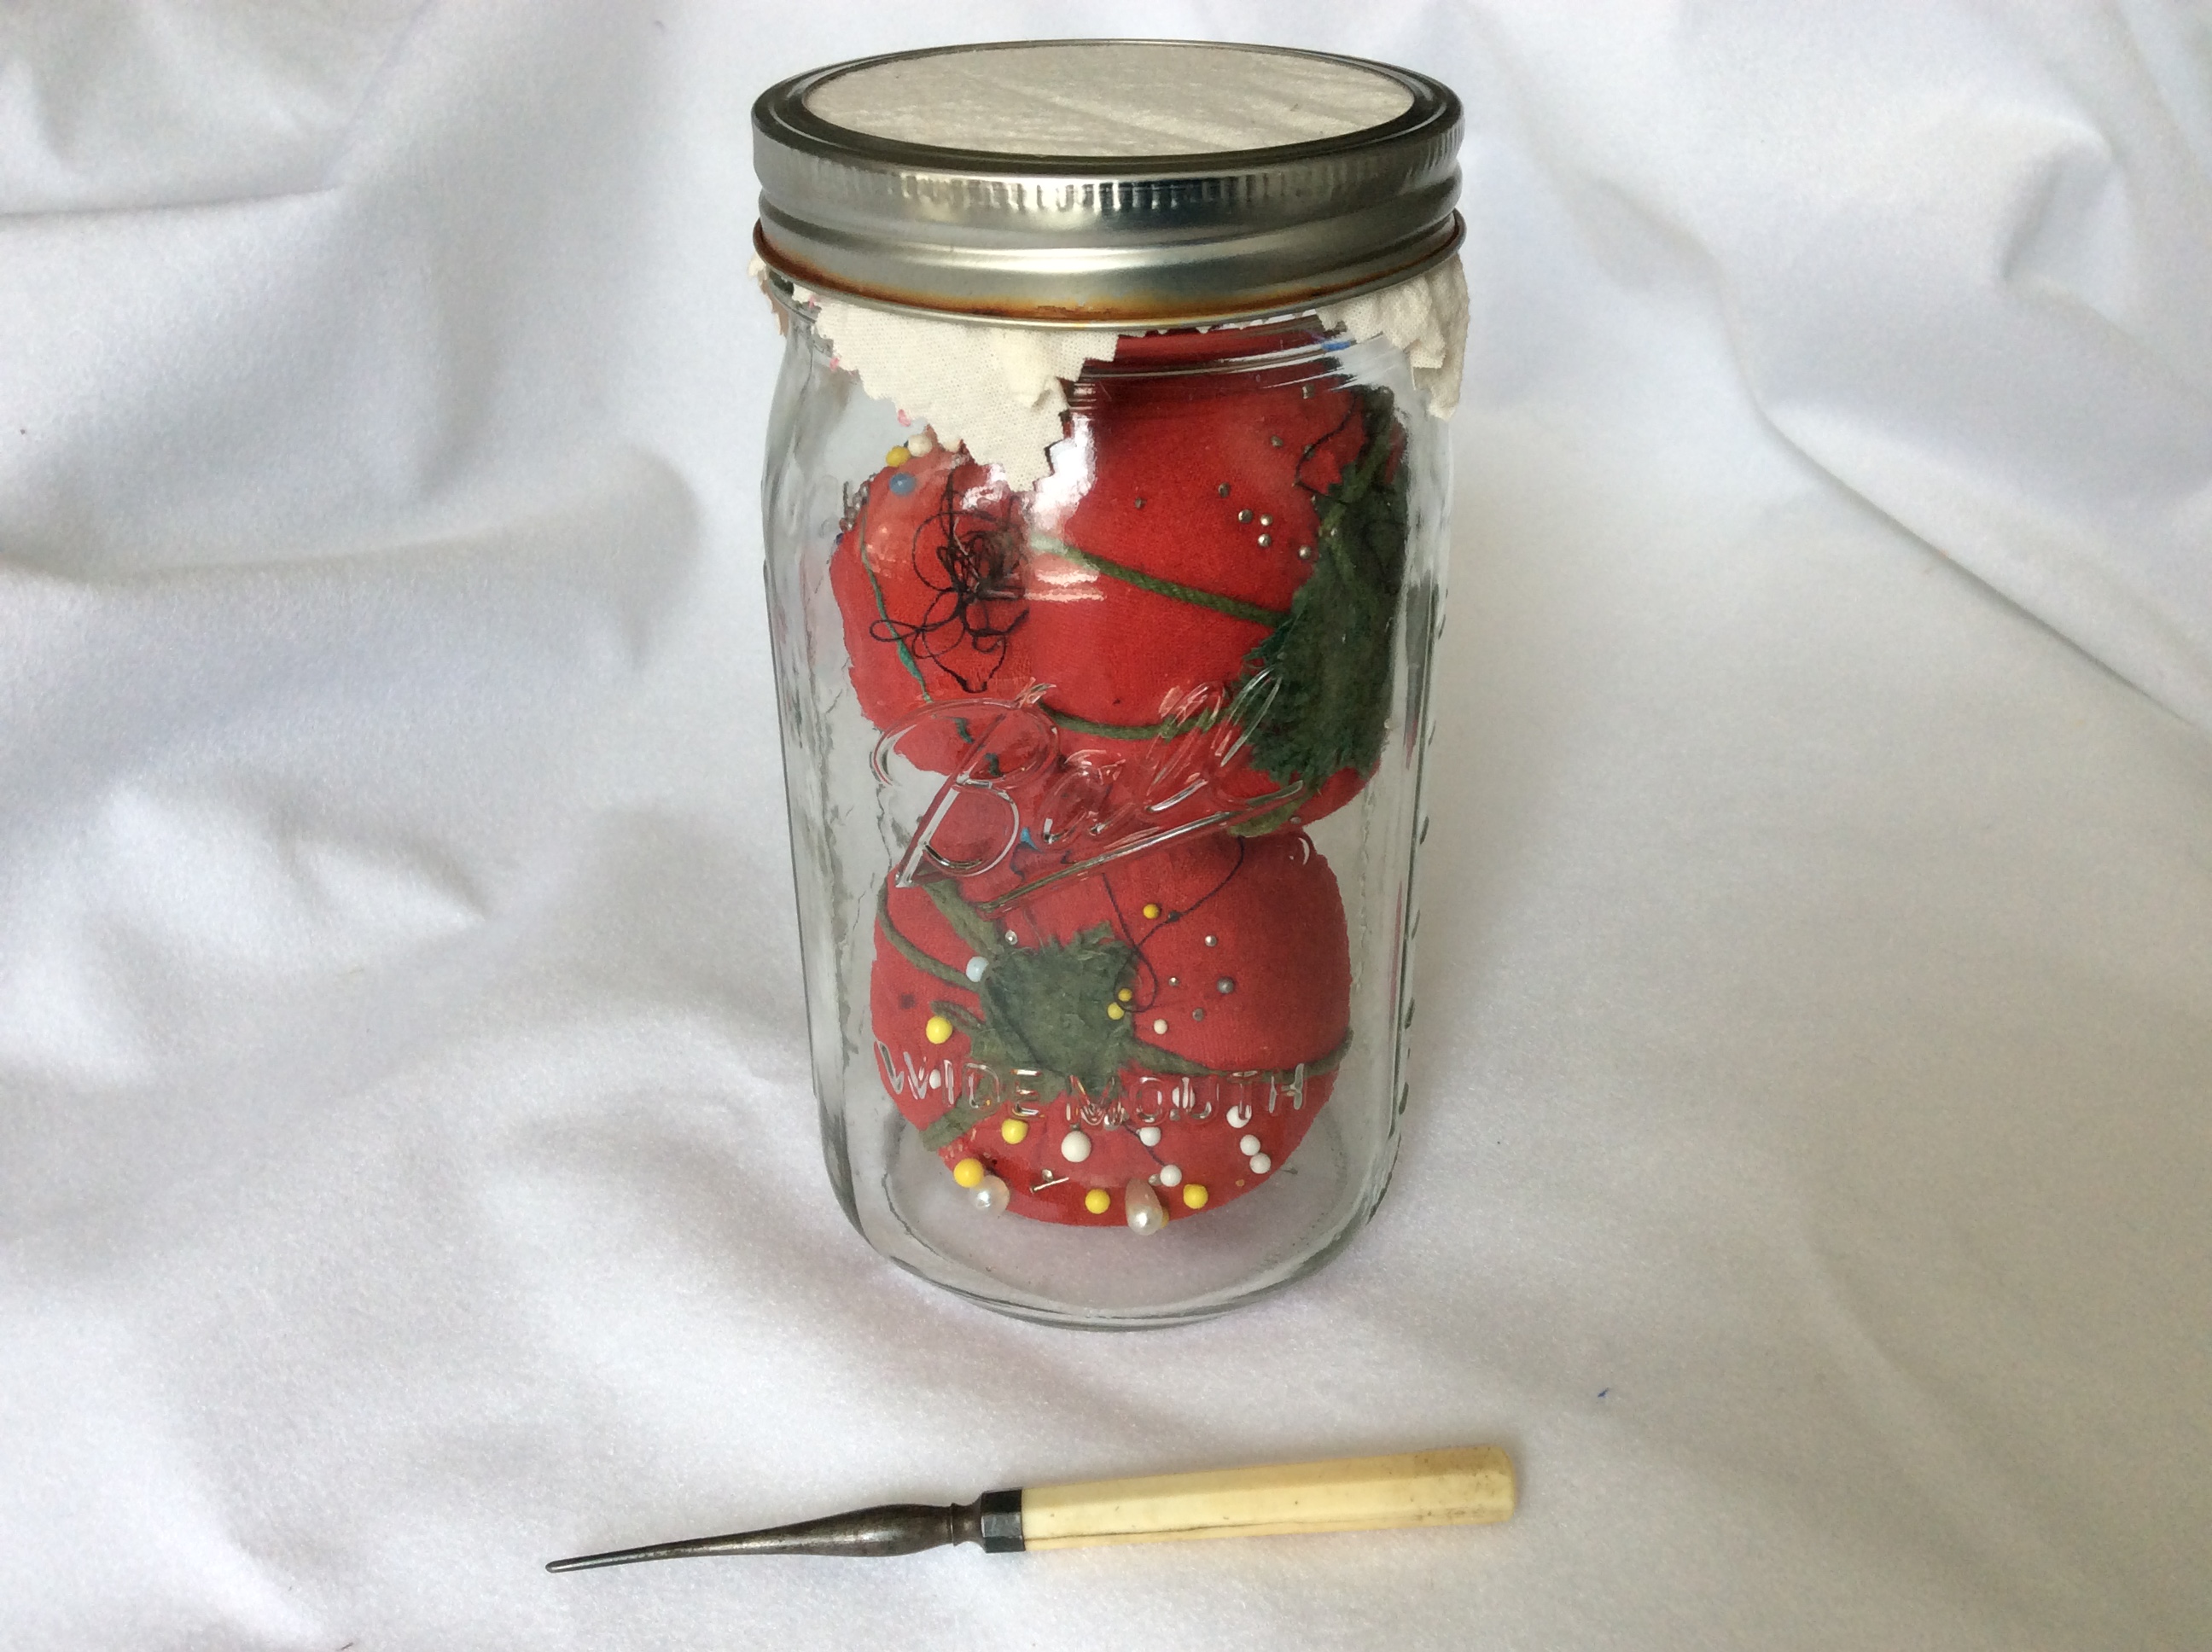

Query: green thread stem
left=853, top=487, right=928, bottom=696
left=923, top=878, right=1006, bottom=957
left=1028, top=531, right=1288, bottom=629
left=1046, top=705, right=1225, bottom=742
left=876, top=882, right=972, bottom=989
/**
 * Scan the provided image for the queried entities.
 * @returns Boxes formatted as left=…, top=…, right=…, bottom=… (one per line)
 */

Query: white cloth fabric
left=3, top=4, right=2208, bottom=1650
left=779, top=275, right=1123, bottom=489
left=1317, top=256, right=1469, bottom=420
left=782, top=253, right=1469, bottom=489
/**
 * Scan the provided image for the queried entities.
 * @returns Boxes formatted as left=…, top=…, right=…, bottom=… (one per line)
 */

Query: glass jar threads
left=753, top=41, right=1464, bottom=1325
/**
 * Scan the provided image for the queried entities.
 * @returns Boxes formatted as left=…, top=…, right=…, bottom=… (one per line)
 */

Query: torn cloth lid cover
left=748, top=40, right=1469, bottom=485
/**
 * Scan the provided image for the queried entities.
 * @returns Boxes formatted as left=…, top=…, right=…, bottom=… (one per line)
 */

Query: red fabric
left=872, top=830, right=1352, bottom=1226
left=827, top=445, right=1035, bottom=774
left=1043, top=358, right=1365, bottom=620
left=829, top=352, right=1376, bottom=823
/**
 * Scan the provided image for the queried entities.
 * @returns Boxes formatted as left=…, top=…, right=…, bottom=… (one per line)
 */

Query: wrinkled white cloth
left=3, top=4, right=2209, bottom=1651
left=766, top=254, right=1467, bottom=490
left=771, top=272, right=1122, bottom=489
left=1317, top=256, right=1469, bottom=420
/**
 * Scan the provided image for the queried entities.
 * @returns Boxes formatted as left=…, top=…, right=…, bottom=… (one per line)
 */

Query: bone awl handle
left=545, top=1446, right=1514, bottom=1570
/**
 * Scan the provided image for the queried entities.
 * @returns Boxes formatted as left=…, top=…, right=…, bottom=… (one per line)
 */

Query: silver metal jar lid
left=751, top=40, right=1463, bottom=326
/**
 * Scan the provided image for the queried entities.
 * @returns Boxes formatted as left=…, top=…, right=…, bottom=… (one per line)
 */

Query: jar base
left=848, top=1102, right=1389, bottom=1329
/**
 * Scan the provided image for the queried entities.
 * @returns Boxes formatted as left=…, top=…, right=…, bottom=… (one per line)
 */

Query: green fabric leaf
left=1238, top=385, right=1410, bottom=795
left=897, top=881, right=1140, bottom=1147
left=962, top=921, right=1138, bottom=1104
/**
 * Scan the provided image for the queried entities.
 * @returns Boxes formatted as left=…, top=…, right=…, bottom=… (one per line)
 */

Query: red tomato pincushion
left=870, top=829, right=1352, bottom=1225
left=829, top=349, right=1408, bottom=833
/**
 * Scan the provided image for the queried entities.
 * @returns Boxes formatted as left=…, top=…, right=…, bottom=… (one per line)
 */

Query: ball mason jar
left=752, top=41, right=1464, bottom=1326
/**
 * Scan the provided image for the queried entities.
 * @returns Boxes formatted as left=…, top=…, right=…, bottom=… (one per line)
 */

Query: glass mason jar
left=752, top=42, right=1464, bottom=1326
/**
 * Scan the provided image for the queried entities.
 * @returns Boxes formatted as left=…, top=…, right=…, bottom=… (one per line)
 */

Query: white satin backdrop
left=2, top=4, right=2207, bottom=1648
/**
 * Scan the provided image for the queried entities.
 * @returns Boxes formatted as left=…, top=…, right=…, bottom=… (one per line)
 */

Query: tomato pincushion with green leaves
left=830, top=345, right=1409, bottom=835
left=870, top=829, right=1351, bottom=1226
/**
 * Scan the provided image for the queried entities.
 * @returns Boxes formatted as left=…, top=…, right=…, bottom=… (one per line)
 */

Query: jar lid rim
left=751, top=40, right=1464, bottom=323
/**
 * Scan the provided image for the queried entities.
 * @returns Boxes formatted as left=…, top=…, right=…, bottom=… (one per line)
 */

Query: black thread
left=868, top=463, right=1029, bottom=693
